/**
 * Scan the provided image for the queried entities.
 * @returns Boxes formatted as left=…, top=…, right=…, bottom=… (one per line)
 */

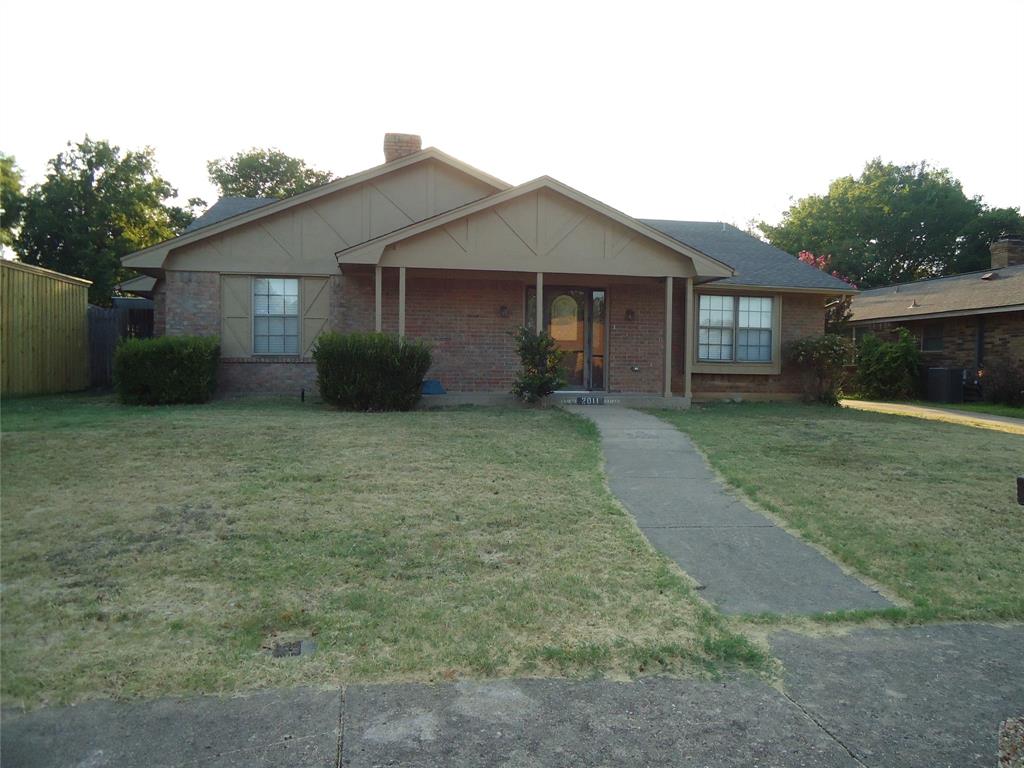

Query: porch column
left=374, top=265, right=382, bottom=332
left=664, top=276, right=673, bottom=398
left=683, top=277, right=694, bottom=399
left=535, top=272, right=544, bottom=331
left=398, top=267, right=406, bottom=338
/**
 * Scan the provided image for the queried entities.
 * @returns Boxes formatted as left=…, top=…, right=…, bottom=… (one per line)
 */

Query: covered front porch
left=335, top=176, right=734, bottom=400
left=345, top=266, right=697, bottom=402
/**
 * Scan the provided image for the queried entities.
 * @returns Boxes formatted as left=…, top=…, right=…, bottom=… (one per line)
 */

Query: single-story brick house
left=120, top=134, right=854, bottom=403
left=849, top=237, right=1024, bottom=380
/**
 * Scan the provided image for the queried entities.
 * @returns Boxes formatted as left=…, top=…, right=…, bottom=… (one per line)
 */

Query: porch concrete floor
left=569, top=405, right=892, bottom=615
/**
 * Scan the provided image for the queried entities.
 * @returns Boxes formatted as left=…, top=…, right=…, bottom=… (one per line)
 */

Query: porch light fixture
left=499, top=305, right=510, bottom=318
left=625, top=309, right=636, bottom=321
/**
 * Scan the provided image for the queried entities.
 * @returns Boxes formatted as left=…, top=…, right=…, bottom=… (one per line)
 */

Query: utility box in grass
left=926, top=367, right=965, bottom=403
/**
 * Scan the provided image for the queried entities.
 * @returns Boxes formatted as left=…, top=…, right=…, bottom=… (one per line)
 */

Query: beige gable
left=301, top=277, right=330, bottom=357
left=221, top=275, right=252, bottom=357
left=167, top=159, right=497, bottom=275
left=380, top=188, right=701, bottom=278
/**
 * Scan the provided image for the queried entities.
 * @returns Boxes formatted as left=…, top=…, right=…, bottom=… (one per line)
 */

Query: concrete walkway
left=570, top=406, right=891, bottom=615
left=841, top=399, right=1024, bottom=435
left=4, top=623, right=1022, bottom=767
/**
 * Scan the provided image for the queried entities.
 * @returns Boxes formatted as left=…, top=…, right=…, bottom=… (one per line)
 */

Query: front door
left=528, top=287, right=606, bottom=390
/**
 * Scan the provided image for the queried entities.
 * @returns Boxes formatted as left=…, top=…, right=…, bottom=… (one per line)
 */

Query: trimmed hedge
left=114, top=336, right=220, bottom=405
left=854, top=328, right=920, bottom=399
left=313, top=332, right=432, bottom=411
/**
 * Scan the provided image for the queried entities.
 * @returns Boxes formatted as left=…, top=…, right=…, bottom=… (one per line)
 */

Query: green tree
left=207, top=148, right=334, bottom=199
left=1, top=153, right=26, bottom=247
left=760, top=159, right=1024, bottom=288
left=16, top=138, right=189, bottom=304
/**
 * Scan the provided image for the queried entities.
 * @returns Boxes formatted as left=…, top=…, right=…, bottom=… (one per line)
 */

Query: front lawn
left=651, top=403, right=1024, bottom=621
left=0, top=396, right=759, bottom=707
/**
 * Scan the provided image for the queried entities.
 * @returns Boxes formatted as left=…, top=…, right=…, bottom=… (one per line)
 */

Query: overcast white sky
left=2, top=0, right=1022, bottom=229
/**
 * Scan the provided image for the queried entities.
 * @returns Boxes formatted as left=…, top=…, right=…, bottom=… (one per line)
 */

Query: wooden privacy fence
left=1, top=260, right=90, bottom=396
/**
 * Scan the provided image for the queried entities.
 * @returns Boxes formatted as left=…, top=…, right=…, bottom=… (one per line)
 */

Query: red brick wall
left=163, top=271, right=219, bottom=337
left=152, top=278, right=166, bottom=336
left=691, top=292, right=826, bottom=398
left=339, top=271, right=524, bottom=391
left=866, top=310, right=1024, bottom=372
left=160, top=267, right=832, bottom=398
left=218, top=359, right=317, bottom=394
left=608, top=282, right=665, bottom=394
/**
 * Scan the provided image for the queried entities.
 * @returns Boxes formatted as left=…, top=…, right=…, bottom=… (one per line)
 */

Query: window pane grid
left=254, top=277, right=300, bottom=355
left=698, top=295, right=773, bottom=363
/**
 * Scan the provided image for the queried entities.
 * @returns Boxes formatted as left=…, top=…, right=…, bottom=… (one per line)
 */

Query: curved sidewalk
left=840, top=399, right=1024, bottom=435
left=571, top=406, right=891, bottom=615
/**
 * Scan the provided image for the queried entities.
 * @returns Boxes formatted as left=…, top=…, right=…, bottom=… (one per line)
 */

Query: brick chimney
left=383, top=133, right=422, bottom=163
left=990, top=235, right=1024, bottom=269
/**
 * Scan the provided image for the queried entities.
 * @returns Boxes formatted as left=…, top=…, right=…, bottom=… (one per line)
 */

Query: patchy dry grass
left=1, top=395, right=762, bottom=707
left=650, top=403, right=1024, bottom=622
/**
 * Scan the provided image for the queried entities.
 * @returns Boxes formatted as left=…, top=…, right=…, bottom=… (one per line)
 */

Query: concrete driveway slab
left=572, top=406, right=892, bottom=615
left=0, top=687, right=340, bottom=768
left=772, top=624, right=1024, bottom=768
left=343, top=677, right=859, bottom=767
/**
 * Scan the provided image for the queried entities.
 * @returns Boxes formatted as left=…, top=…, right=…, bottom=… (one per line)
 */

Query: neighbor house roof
left=122, top=147, right=511, bottom=272
left=642, top=220, right=855, bottom=293
left=849, top=263, right=1024, bottom=323
left=336, top=176, right=735, bottom=279
left=183, top=197, right=277, bottom=233
left=117, top=274, right=156, bottom=296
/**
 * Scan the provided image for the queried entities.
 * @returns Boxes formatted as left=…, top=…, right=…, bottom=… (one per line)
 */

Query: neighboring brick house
left=849, top=237, right=1024, bottom=388
left=120, top=134, right=855, bottom=402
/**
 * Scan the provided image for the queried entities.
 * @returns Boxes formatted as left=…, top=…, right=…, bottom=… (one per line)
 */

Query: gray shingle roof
left=184, top=197, right=278, bottom=233
left=641, top=220, right=854, bottom=292
left=849, top=263, right=1024, bottom=322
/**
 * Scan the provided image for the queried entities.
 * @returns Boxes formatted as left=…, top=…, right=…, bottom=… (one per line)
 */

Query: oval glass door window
left=550, top=294, right=580, bottom=341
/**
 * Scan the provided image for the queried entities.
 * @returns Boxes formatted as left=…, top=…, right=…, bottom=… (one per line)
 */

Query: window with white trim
left=698, top=295, right=774, bottom=363
left=253, top=277, right=299, bottom=354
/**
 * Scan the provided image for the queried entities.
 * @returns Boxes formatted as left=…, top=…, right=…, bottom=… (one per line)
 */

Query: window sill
left=693, top=360, right=781, bottom=375
left=222, top=356, right=311, bottom=364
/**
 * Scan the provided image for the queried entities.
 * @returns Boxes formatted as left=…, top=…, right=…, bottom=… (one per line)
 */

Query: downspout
left=976, top=315, right=985, bottom=371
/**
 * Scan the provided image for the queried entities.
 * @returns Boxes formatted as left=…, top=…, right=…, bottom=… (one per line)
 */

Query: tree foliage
left=760, top=159, right=1024, bottom=289
left=16, top=138, right=192, bottom=304
left=207, top=148, right=334, bottom=199
left=1, top=153, right=26, bottom=247
left=797, top=250, right=855, bottom=332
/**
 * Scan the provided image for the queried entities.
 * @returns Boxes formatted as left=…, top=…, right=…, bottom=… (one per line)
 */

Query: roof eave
left=713, top=282, right=858, bottom=296
left=850, top=303, right=1024, bottom=324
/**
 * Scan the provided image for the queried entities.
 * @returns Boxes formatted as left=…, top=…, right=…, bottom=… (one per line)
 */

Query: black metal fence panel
left=87, top=305, right=154, bottom=388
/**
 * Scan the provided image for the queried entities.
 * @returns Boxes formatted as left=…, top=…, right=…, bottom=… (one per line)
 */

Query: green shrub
left=854, top=328, right=921, bottom=399
left=313, top=332, right=432, bottom=411
left=982, top=359, right=1024, bottom=406
left=510, top=325, right=565, bottom=403
left=114, top=336, right=220, bottom=405
left=786, top=333, right=853, bottom=405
